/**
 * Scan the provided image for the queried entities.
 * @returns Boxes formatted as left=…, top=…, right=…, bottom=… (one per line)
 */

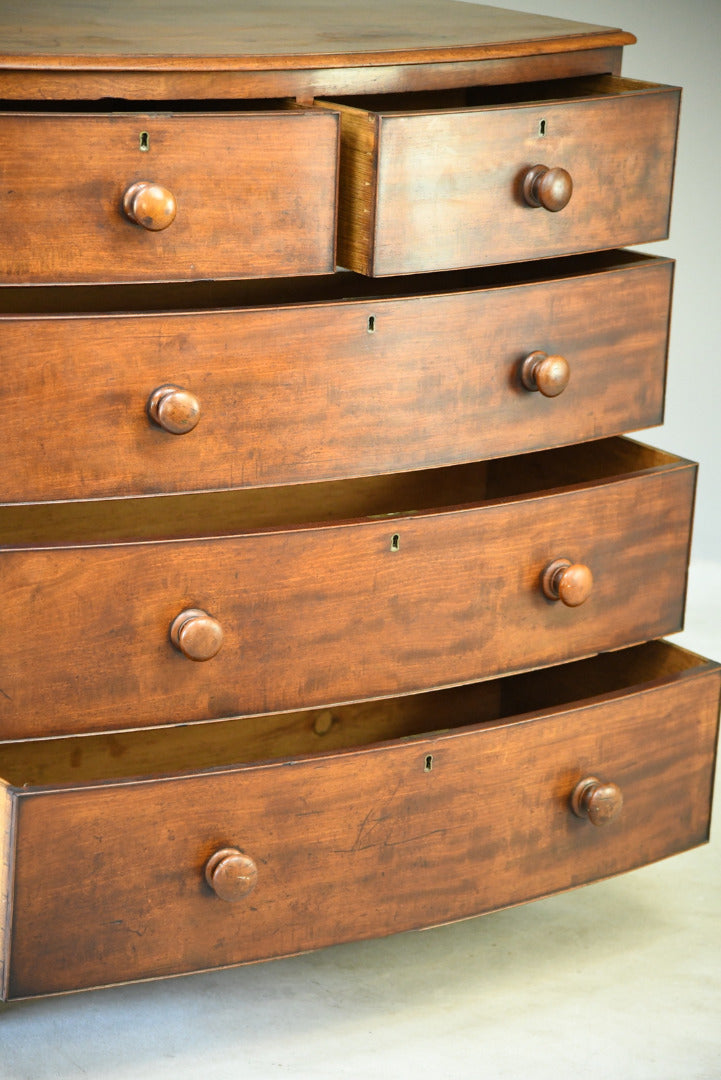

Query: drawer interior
left=0, top=250, right=661, bottom=317
left=317, top=75, right=673, bottom=115
left=0, top=437, right=685, bottom=548
left=0, top=642, right=711, bottom=787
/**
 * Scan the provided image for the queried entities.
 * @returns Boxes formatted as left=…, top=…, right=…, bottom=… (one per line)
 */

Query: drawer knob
left=571, top=777, right=624, bottom=826
left=205, top=848, right=258, bottom=902
left=520, top=351, right=570, bottom=397
left=522, top=164, right=573, bottom=212
left=542, top=558, right=593, bottom=606
left=170, top=608, right=223, bottom=661
left=123, top=181, right=177, bottom=231
left=147, top=384, right=201, bottom=434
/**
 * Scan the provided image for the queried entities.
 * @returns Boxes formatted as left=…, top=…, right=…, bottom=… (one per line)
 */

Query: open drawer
left=1, top=640, right=718, bottom=999
left=314, top=76, right=680, bottom=275
left=0, top=252, right=672, bottom=502
left=0, top=437, right=696, bottom=739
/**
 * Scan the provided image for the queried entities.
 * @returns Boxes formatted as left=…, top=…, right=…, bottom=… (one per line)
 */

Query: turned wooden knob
left=520, top=351, right=570, bottom=397
left=205, top=848, right=258, bottom=901
left=542, top=558, right=593, bottom=606
left=522, top=164, right=573, bottom=212
left=170, top=608, right=223, bottom=661
left=147, top=385, right=201, bottom=434
left=571, top=777, right=624, bottom=826
left=123, top=181, right=177, bottom=230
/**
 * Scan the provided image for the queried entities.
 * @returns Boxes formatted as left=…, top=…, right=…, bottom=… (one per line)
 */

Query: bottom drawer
left=1, top=641, right=718, bottom=1000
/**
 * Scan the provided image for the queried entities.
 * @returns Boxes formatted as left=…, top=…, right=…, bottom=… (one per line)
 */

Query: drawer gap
left=0, top=642, right=712, bottom=787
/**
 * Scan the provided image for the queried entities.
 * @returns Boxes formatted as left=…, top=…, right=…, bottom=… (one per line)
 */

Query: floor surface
left=1, top=560, right=720, bottom=1080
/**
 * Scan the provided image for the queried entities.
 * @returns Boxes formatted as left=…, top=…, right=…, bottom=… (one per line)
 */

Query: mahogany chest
left=0, top=0, right=718, bottom=1000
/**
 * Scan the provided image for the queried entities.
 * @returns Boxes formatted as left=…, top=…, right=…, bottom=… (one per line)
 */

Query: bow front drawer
left=0, top=438, right=695, bottom=739
left=0, top=108, right=339, bottom=284
left=0, top=252, right=672, bottom=502
left=1, top=641, right=717, bottom=999
left=314, top=76, right=679, bottom=275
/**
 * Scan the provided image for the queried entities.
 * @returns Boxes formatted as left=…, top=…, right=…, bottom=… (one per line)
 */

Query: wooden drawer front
left=319, top=77, right=679, bottom=275
left=0, top=254, right=672, bottom=502
left=0, top=110, right=338, bottom=284
left=2, top=644, right=718, bottom=999
left=0, top=440, right=695, bottom=739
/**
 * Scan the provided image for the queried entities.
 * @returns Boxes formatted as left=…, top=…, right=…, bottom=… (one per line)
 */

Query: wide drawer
left=315, top=76, right=680, bottom=275
left=0, top=252, right=672, bottom=502
left=0, top=438, right=695, bottom=739
left=0, top=108, right=338, bottom=284
left=1, top=641, right=718, bottom=999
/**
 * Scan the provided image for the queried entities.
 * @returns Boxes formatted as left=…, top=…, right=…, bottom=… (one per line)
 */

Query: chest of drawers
left=0, top=0, right=718, bottom=1001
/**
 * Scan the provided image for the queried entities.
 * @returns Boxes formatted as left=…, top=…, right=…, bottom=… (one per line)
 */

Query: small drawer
left=0, top=438, right=695, bottom=739
left=0, top=107, right=339, bottom=284
left=1, top=641, right=718, bottom=999
left=315, top=76, right=680, bottom=275
left=0, top=252, right=672, bottom=502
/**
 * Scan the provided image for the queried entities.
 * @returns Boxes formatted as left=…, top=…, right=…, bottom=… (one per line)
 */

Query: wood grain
left=0, top=0, right=634, bottom=69
left=0, top=109, right=338, bottom=285
left=0, top=641, right=705, bottom=786
left=0, top=47, right=625, bottom=101
left=4, top=653, right=718, bottom=999
left=318, top=76, right=680, bottom=275
left=0, top=440, right=696, bottom=739
left=0, top=254, right=673, bottom=503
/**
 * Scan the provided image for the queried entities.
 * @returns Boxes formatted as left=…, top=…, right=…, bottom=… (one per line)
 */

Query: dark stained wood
left=0, top=109, right=339, bottom=285
left=317, top=76, right=680, bottom=275
left=0, top=0, right=635, bottom=70
left=0, top=440, right=696, bottom=740
left=571, top=778, right=624, bottom=826
left=0, top=254, right=673, bottom=503
left=542, top=559, right=594, bottom=607
left=0, top=46, right=626, bottom=101
left=169, top=609, right=224, bottom=662
left=123, top=181, right=178, bottom=231
left=3, top=650, right=717, bottom=999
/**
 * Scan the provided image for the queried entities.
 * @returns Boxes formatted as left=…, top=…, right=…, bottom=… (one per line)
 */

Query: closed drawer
left=315, top=76, right=680, bottom=275
left=0, top=438, right=695, bottom=739
left=0, top=108, right=338, bottom=284
left=0, top=252, right=672, bottom=502
left=1, top=641, right=718, bottom=999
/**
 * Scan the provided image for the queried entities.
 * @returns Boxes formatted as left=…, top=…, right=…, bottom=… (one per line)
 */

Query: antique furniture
left=0, top=0, right=718, bottom=1000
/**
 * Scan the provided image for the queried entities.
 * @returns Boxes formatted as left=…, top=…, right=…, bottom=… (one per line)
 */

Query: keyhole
left=390, top=533, right=400, bottom=552
left=538, top=118, right=547, bottom=137
left=424, top=754, right=434, bottom=773
left=139, top=131, right=150, bottom=151
left=367, top=315, right=376, bottom=333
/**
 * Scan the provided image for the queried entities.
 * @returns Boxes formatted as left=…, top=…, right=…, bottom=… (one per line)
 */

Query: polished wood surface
left=542, top=559, right=594, bottom=607
left=3, top=651, right=717, bottom=999
left=0, top=109, right=339, bottom=285
left=205, top=849, right=259, bottom=902
left=0, top=641, right=704, bottom=786
left=0, top=0, right=634, bottom=70
left=0, top=46, right=626, bottom=101
left=123, top=181, right=178, bottom=232
left=0, top=440, right=695, bottom=739
left=0, top=253, right=673, bottom=503
left=571, top=778, right=624, bottom=826
left=320, top=76, right=679, bottom=275
left=520, top=351, right=571, bottom=397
